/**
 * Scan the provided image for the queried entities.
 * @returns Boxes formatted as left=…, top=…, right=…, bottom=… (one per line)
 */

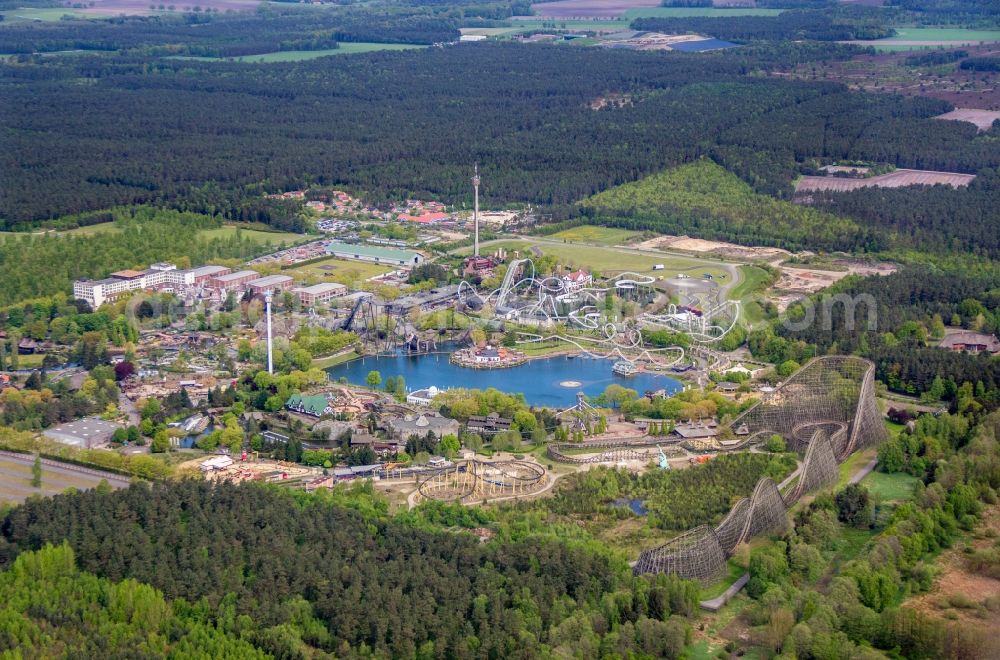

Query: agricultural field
left=282, top=256, right=393, bottom=285
left=171, top=43, right=425, bottom=63
left=795, top=168, right=976, bottom=193
left=842, top=28, right=1000, bottom=51
left=545, top=225, right=641, bottom=246
left=528, top=0, right=661, bottom=19
left=0, top=7, right=92, bottom=22
left=0, top=454, right=126, bottom=504
left=621, top=6, right=782, bottom=19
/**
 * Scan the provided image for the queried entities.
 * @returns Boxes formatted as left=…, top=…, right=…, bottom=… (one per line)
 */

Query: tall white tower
left=264, top=290, right=274, bottom=375
left=472, top=163, right=481, bottom=257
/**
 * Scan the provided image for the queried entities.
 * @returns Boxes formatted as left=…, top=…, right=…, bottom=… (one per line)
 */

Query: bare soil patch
left=634, top=234, right=791, bottom=262
left=935, top=108, right=1000, bottom=132
left=908, top=504, right=1000, bottom=628
left=796, top=169, right=975, bottom=193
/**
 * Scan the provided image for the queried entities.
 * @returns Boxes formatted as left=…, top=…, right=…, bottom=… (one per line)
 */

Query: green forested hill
left=578, top=159, right=874, bottom=252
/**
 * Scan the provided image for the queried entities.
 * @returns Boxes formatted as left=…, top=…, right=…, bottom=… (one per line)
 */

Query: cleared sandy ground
left=935, top=108, right=1000, bottom=132
left=796, top=168, right=975, bottom=193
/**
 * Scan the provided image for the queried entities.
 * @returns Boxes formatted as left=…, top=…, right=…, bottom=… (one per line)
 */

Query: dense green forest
left=4, top=41, right=996, bottom=234
left=0, top=480, right=698, bottom=658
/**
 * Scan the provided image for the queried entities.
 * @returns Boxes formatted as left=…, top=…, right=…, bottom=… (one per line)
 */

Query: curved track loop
left=633, top=525, right=729, bottom=583
left=482, top=259, right=657, bottom=327
left=417, top=460, right=545, bottom=503
left=634, top=357, right=886, bottom=582
left=641, top=300, right=741, bottom=344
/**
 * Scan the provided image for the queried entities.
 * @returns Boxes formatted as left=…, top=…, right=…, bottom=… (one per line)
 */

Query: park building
left=292, top=282, right=347, bottom=306
left=248, top=274, right=295, bottom=295
left=73, top=261, right=234, bottom=308
left=325, top=241, right=424, bottom=267
left=209, top=270, right=260, bottom=292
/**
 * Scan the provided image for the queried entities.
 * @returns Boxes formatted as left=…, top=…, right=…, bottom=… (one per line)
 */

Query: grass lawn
left=467, top=239, right=731, bottom=279
left=171, top=43, right=425, bottom=63
left=699, top=560, right=747, bottom=600
left=730, top=264, right=774, bottom=323
left=283, top=256, right=392, bottom=285
left=314, top=350, right=361, bottom=370
left=199, top=225, right=307, bottom=246
left=545, top=225, right=640, bottom=246
left=862, top=471, right=920, bottom=504
left=63, top=223, right=123, bottom=237
left=836, top=447, right=876, bottom=489
left=622, top=6, right=781, bottom=18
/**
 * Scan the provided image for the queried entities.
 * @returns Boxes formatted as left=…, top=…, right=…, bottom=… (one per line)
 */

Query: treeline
left=632, top=8, right=894, bottom=42
left=0, top=480, right=699, bottom=658
left=0, top=7, right=458, bottom=56
left=961, top=56, right=1000, bottom=72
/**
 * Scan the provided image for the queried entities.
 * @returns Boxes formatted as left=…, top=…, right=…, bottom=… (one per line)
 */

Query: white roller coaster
left=641, top=299, right=741, bottom=343
left=478, top=258, right=658, bottom=328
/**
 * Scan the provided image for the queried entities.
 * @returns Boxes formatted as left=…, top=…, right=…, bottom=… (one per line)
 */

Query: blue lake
left=327, top=353, right=683, bottom=407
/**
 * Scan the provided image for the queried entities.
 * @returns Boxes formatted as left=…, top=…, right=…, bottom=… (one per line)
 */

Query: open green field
left=0, top=7, right=92, bottom=21
left=545, top=225, right=640, bottom=246
left=848, top=27, right=1000, bottom=51
left=622, top=7, right=781, bottom=19
left=171, top=43, right=425, bottom=63
left=730, top=265, right=775, bottom=325
left=885, top=28, right=1000, bottom=42
left=282, top=256, right=392, bottom=285
left=469, top=238, right=731, bottom=280
left=861, top=470, right=920, bottom=503
left=62, top=223, right=123, bottom=237
left=199, top=226, right=306, bottom=246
